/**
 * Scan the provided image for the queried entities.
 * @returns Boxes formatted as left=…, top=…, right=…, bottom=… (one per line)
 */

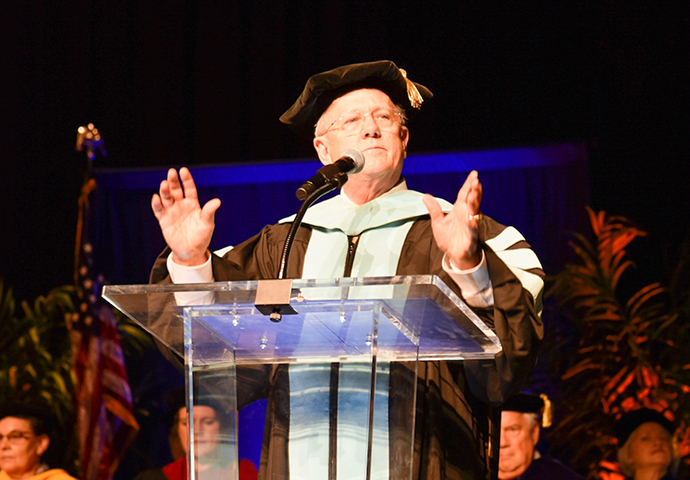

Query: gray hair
left=523, top=412, right=539, bottom=430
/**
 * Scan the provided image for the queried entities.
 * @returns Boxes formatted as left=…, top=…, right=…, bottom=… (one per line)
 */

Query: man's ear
left=531, top=424, right=540, bottom=446
left=401, top=125, right=410, bottom=160
left=36, top=434, right=50, bottom=456
left=313, top=135, right=333, bottom=166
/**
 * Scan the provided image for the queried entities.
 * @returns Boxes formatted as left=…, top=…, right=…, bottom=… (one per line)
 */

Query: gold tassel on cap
left=399, top=68, right=423, bottom=109
left=540, top=394, right=553, bottom=428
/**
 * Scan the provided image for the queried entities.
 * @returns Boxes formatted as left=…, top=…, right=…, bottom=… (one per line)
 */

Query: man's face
left=0, top=417, right=49, bottom=478
left=313, top=88, right=409, bottom=194
left=498, top=411, right=539, bottom=480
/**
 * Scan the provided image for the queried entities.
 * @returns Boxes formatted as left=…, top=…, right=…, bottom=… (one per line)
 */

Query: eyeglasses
left=321, top=109, right=403, bottom=136
left=0, top=431, right=34, bottom=444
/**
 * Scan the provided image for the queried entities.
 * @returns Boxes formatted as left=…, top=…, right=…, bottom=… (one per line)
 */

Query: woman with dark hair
left=0, top=406, right=76, bottom=480
left=615, top=409, right=679, bottom=480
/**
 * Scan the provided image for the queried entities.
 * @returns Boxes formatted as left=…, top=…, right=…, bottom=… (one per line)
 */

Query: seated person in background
left=0, top=405, right=76, bottom=480
left=498, top=393, right=582, bottom=480
left=134, top=388, right=258, bottom=480
left=614, top=408, right=679, bottom=480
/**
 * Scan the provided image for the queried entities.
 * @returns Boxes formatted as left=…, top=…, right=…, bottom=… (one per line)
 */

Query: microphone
left=296, top=148, right=365, bottom=200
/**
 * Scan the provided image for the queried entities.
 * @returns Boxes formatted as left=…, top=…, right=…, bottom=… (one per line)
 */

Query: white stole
left=285, top=190, right=452, bottom=479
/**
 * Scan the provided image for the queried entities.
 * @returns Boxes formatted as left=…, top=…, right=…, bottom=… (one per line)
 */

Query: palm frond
left=543, top=208, right=690, bottom=477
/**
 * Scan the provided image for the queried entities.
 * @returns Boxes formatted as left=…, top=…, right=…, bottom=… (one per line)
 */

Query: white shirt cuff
left=167, top=252, right=214, bottom=283
left=167, top=252, right=214, bottom=305
left=442, top=250, right=494, bottom=308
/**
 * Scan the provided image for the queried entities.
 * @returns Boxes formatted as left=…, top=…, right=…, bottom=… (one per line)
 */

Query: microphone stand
left=278, top=171, right=348, bottom=279
left=255, top=171, right=348, bottom=322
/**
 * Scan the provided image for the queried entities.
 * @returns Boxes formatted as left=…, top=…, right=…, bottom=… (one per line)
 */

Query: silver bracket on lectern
left=254, top=279, right=298, bottom=322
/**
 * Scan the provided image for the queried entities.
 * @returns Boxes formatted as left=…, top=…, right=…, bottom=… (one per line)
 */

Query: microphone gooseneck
left=295, top=148, right=365, bottom=201
left=279, top=149, right=365, bottom=279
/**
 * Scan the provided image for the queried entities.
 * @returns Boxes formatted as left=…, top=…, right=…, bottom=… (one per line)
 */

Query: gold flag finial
left=399, top=68, right=423, bottom=109
left=76, top=123, right=107, bottom=162
left=540, top=394, right=552, bottom=428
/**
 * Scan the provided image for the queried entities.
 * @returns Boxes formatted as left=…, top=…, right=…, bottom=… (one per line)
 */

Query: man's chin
left=498, top=471, right=522, bottom=480
left=498, top=464, right=526, bottom=480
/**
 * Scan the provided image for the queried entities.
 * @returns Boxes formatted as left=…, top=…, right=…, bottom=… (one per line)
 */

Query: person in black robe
left=149, top=60, right=545, bottom=480
left=498, top=394, right=582, bottom=480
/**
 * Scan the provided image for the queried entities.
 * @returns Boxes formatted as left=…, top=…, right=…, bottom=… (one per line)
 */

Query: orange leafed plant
left=544, top=207, right=690, bottom=479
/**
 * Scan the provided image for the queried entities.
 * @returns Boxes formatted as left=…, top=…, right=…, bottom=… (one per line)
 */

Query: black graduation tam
left=614, top=408, right=675, bottom=446
left=164, top=385, right=225, bottom=413
left=165, top=386, right=187, bottom=413
left=0, top=402, right=55, bottom=435
left=502, top=394, right=545, bottom=414
left=502, top=393, right=553, bottom=427
left=279, top=60, right=433, bottom=137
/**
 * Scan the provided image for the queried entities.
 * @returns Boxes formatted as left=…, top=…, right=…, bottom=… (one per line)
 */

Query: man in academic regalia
left=149, top=60, right=545, bottom=480
left=498, top=394, right=583, bottom=480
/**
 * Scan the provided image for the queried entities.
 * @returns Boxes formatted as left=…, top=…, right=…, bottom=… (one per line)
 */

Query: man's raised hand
left=151, top=167, right=221, bottom=266
left=422, top=170, right=483, bottom=270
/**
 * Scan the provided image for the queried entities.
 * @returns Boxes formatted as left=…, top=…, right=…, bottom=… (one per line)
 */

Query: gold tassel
left=540, top=394, right=552, bottom=428
left=399, top=68, right=423, bottom=109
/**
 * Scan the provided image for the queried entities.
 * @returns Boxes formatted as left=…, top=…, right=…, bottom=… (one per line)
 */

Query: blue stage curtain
left=92, top=142, right=590, bottom=286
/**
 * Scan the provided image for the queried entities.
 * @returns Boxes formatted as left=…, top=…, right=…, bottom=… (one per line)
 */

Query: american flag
left=70, top=132, right=139, bottom=480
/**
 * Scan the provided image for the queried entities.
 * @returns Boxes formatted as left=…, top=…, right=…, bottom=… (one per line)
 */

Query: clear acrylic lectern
left=103, top=275, right=502, bottom=480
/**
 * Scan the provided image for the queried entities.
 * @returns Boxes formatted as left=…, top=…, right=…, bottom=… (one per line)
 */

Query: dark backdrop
left=91, top=143, right=591, bottom=286
left=1, top=2, right=687, bottom=304
left=0, top=1, right=687, bottom=476
left=1, top=2, right=687, bottom=301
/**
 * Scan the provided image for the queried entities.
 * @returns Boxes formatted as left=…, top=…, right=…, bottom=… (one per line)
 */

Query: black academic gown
left=151, top=214, right=544, bottom=480
left=514, top=457, right=583, bottom=480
